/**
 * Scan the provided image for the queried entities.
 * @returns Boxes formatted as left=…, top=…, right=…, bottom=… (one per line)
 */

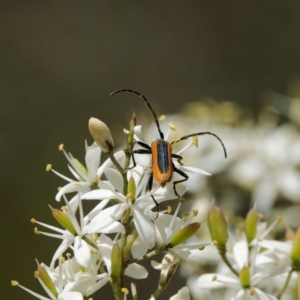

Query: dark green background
left=2, top=1, right=300, bottom=299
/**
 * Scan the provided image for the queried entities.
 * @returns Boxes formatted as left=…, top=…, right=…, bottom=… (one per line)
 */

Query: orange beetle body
left=151, top=139, right=173, bottom=186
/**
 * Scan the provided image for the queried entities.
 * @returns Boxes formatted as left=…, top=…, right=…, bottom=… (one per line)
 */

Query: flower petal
left=151, top=251, right=180, bottom=270
left=125, top=263, right=148, bottom=279
left=132, top=206, right=155, bottom=249
left=104, top=168, right=123, bottom=193
left=85, top=142, right=101, bottom=182
left=131, top=235, right=148, bottom=258
left=58, top=292, right=83, bottom=300
left=55, top=182, right=90, bottom=202
left=197, top=274, right=239, bottom=289
left=233, top=240, right=249, bottom=270
left=74, top=236, right=91, bottom=268
left=170, top=287, right=190, bottom=300
left=83, top=203, right=128, bottom=234
left=82, top=189, right=124, bottom=202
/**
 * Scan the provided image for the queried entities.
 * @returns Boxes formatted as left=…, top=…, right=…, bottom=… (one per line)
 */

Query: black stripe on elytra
left=157, top=140, right=170, bottom=174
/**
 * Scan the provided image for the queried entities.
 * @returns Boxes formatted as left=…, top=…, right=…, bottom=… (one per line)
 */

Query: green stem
left=128, top=247, right=167, bottom=264
left=123, top=229, right=139, bottom=262
left=152, top=286, right=164, bottom=299
left=110, top=112, right=136, bottom=300
left=111, top=281, right=123, bottom=300
left=277, top=268, right=294, bottom=299
left=219, top=250, right=239, bottom=276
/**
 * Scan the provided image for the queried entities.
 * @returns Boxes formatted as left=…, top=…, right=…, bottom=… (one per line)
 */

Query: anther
left=46, top=164, right=52, bottom=171
left=59, top=144, right=64, bottom=151
left=168, top=122, right=176, bottom=131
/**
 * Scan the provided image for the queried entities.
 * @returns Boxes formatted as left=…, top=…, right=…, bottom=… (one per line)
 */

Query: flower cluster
left=144, top=98, right=300, bottom=221
left=185, top=206, right=300, bottom=300
left=12, top=113, right=211, bottom=300
left=11, top=96, right=300, bottom=300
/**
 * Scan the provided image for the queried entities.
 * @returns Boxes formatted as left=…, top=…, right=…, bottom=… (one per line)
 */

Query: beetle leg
left=171, top=153, right=184, bottom=165
left=126, top=141, right=151, bottom=169
left=148, top=170, right=154, bottom=191
left=137, top=141, right=151, bottom=150
left=172, top=163, right=189, bottom=201
left=148, top=171, right=159, bottom=219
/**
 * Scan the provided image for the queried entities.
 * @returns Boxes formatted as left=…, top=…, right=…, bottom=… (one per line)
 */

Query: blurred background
left=2, top=1, right=300, bottom=299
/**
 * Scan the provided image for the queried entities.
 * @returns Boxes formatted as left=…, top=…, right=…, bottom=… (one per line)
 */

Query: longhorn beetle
left=110, top=89, right=227, bottom=212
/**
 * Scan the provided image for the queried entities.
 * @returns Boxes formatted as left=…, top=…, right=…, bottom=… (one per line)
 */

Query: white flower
left=48, top=141, right=125, bottom=207
left=82, top=167, right=177, bottom=253
left=40, top=257, right=109, bottom=297
left=196, top=240, right=288, bottom=300
left=151, top=202, right=211, bottom=270
left=97, top=234, right=148, bottom=279
left=12, top=281, right=84, bottom=300
left=33, top=193, right=124, bottom=269
left=169, top=286, right=190, bottom=300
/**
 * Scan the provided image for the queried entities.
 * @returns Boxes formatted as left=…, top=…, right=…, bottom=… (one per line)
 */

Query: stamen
left=260, top=216, right=281, bottom=240
left=192, top=136, right=198, bottom=147
left=59, top=144, right=64, bottom=151
left=11, top=281, right=50, bottom=300
left=46, top=164, right=52, bottom=171
left=31, top=218, right=36, bottom=224
left=34, top=227, right=40, bottom=235
left=193, top=210, right=198, bottom=217
left=212, top=275, right=217, bottom=281
left=257, top=213, right=264, bottom=220
left=122, top=287, right=129, bottom=295
left=199, top=246, right=205, bottom=250
left=168, top=122, right=176, bottom=131
left=212, top=240, right=218, bottom=246
left=126, top=193, right=132, bottom=200
left=249, top=289, right=255, bottom=296
left=92, top=233, right=98, bottom=241
left=34, top=271, right=39, bottom=278
left=167, top=206, right=172, bottom=214
left=182, top=212, right=190, bottom=218
left=159, top=115, right=166, bottom=121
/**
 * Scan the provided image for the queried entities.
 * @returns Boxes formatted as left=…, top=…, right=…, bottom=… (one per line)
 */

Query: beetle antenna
left=110, top=89, right=164, bottom=139
left=171, top=132, right=227, bottom=158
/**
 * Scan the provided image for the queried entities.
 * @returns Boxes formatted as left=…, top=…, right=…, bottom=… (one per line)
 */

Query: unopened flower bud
left=50, top=206, right=76, bottom=235
left=239, top=266, right=251, bottom=289
left=37, top=264, right=58, bottom=297
left=89, top=117, right=114, bottom=153
left=207, top=204, right=228, bottom=252
left=127, top=176, right=136, bottom=202
left=168, top=223, right=201, bottom=248
left=245, top=207, right=257, bottom=244
left=111, top=243, right=122, bottom=282
left=291, top=227, right=300, bottom=267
